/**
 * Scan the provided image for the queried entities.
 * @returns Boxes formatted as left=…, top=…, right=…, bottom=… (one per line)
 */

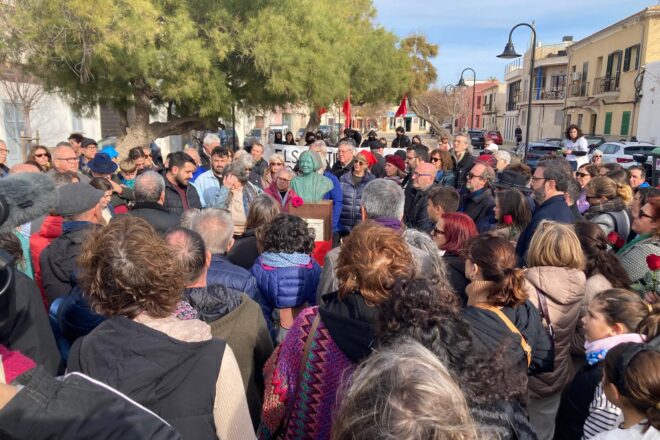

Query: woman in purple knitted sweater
left=258, top=222, right=415, bottom=439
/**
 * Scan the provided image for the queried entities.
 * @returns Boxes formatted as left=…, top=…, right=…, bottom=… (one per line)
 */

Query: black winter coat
left=0, top=366, right=182, bottom=440
left=454, top=152, right=475, bottom=190
left=460, top=187, right=495, bottom=233
left=40, top=222, right=98, bottom=304
left=464, top=300, right=554, bottom=377
left=553, top=362, right=603, bottom=440
left=403, top=185, right=435, bottom=233
left=130, top=202, right=181, bottom=235
left=162, top=176, right=202, bottom=216
left=442, top=253, right=469, bottom=306
left=68, top=316, right=225, bottom=440
left=0, top=268, right=60, bottom=375
left=227, top=229, right=260, bottom=270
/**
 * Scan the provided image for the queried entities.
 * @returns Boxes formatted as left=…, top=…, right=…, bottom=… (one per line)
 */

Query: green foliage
left=0, top=0, right=412, bottom=144
left=401, top=34, right=439, bottom=95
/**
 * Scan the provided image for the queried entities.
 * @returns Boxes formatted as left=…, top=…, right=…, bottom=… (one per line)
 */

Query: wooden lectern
left=289, top=200, right=333, bottom=241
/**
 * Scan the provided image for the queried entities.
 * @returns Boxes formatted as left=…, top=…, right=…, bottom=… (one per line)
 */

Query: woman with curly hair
left=376, top=278, right=535, bottom=439
left=332, top=339, right=478, bottom=440
left=462, top=234, right=554, bottom=387
left=251, top=213, right=320, bottom=343
left=67, top=216, right=254, bottom=440
left=258, top=221, right=414, bottom=440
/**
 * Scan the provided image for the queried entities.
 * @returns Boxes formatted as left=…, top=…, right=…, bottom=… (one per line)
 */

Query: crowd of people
left=0, top=125, right=659, bottom=440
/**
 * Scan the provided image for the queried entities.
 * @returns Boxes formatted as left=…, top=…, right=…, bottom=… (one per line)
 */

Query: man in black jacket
left=459, top=161, right=496, bottom=232
left=40, top=183, right=104, bottom=304
left=331, top=140, right=356, bottom=178
left=452, top=133, right=475, bottom=190
left=163, top=152, right=202, bottom=216
left=404, top=162, right=436, bottom=233
left=130, top=171, right=180, bottom=235
left=391, top=126, right=411, bottom=149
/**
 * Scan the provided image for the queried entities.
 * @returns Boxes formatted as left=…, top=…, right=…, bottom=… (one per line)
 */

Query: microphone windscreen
left=0, top=173, right=59, bottom=232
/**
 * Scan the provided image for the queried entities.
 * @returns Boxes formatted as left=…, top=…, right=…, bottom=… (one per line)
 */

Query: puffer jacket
left=250, top=256, right=320, bottom=340
left=338, top=171, right=375, bottom=233
left=524, top=266, right=586, bottom=398
left=30, top=215, right=63, bottom=309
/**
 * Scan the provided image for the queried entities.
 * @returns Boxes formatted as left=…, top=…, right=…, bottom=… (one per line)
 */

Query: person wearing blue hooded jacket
left=251, top=214, right=320, bottom=343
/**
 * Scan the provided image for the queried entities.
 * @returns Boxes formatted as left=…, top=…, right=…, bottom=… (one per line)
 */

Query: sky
left=373, top=0, right=657, bottom=86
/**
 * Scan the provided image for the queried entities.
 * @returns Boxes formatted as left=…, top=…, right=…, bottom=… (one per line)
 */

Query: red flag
left=342, top=98, right=351, bottom=128
left=317, top=107, right=327, bottom=117
left=394, top=95, right=407, bottom=117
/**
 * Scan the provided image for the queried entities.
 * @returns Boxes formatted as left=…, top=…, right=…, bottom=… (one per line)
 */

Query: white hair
left=493, top=150, right=511, bottom=166
left=203, top=133, right=220, bottom=147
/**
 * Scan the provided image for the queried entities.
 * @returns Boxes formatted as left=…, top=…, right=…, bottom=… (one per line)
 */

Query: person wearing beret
left=39, top=183, right=105, bottom=305
left=384, top=154, right=406, bottom=186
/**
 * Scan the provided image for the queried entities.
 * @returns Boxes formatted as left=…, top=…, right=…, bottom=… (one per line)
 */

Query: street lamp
left=497, top=23, right=537, bottom=164
left=456, top=68, right=476, bottom=133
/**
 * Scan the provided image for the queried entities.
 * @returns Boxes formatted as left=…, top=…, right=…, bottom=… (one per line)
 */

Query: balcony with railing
left=533, top=87, right=565, bottom=101
left=504, top=59, right=522, bottom=80
left=569, top=82, right=589, bottom=98
left=593, top=75, right=620, bottom=95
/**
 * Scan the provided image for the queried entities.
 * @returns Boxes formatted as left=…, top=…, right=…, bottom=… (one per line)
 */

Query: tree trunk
left=408, top=95, right=449, bottom=138
left=21, top=106, right=31, bottom=162
left=302, top=110, right=321, bottom=145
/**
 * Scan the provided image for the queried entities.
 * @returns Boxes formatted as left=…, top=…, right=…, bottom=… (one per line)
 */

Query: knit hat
left=477, top=154, right=497, bottom=168
left=494, top=170, right=531, bottom=193
left=55, top=183, right=104, bottom=217
left=81, top=137, right=98, bottom=148
left=385, top=154, right=405, bottom=172
left=87, top=152, right=118, bottom=174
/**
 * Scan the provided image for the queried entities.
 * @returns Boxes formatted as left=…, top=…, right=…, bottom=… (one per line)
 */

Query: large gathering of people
left=0, top=127, right=658, bottom=440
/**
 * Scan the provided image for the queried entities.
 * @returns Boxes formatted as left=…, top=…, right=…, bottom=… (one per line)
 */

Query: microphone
left=0, top=173, right=59, bottom=233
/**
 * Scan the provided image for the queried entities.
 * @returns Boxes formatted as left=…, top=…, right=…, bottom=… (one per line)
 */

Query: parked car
left=243, top=128, right=263, bottom=148
left=467, top=129, right=486, bottom=149
left=485, top=130, right=503, bottom=145
left=219, top=128, right=239, bottom=150
left=597, top=141, right=656, bottom=170
left=525, top=142, right=564, bottom=169
left=534, top=137, right=563, bottom=147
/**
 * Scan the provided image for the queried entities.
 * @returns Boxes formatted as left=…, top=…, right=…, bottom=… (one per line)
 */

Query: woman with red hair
left=432, top=212, right=478, bottom=305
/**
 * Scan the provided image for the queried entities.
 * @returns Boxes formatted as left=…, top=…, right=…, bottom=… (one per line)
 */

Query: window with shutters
left=621, top=111, right=631, bottom=136
left=623, top=45, right=641, bottom=72
left=604, top=112, right=612, bottom=135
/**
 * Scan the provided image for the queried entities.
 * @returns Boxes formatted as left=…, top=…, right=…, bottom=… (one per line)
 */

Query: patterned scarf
left=261, top=252, right=311, bottom=267
left=585, top=333, right=645, bottom=365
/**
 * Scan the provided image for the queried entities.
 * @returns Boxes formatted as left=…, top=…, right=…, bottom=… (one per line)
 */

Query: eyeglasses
left=0, top=148, right=9, bottom=154
left=639, top=211, right=654, bottom=220
left=531, top=176, right=548, bottom=182
left=270, top=162, right=283, bottom=166
left=276, top=177, right=291, bottom=182
left=468, top=172, right=484, bottom=180
left=576, top=172, right=590, bottom=178
left=431, top=228, right=445, bottom=236
left=355, top=160, right=368, bottom=166
left=34, top=153, right=49, bottom=158
left=144, top=154, right=152, bottom=158
left=430, top=157, right=441, bottom=163
left=413, top=172, right=433, bottom=178
left=56, top=157, right=78, bottom=162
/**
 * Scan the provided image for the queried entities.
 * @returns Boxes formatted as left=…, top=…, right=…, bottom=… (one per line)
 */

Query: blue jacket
left=250, top=256, right=320, bottom=339
left=516, top=194, right=574, bottom=263
left=322, top=171, right=343, bottom=232
left=206, top=254, right=261, bottom=301
left=339, top=171, right=376, bottom=233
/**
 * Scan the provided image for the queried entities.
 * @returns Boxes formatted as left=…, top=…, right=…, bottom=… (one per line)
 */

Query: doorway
left=405, top=117, right=412, bottom=132
left=589, top=114, right=597, bottom=135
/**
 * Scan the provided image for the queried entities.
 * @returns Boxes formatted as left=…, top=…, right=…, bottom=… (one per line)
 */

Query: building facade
left=565, top=6, right=660, bottom=139
left=482, top=82, right=506, bottom=132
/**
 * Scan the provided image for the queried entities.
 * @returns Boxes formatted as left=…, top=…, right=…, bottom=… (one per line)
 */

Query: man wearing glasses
left=459, top=161, right=495, bottom=233
left=79, top=138, right=98, bottom=175
left=403, top=162, right=436, bottom=233
left=516, top=159, right=574, bottom=261
left=48, top=144, right=90, bottom=182
left=0, top=140, right=10, bottom=178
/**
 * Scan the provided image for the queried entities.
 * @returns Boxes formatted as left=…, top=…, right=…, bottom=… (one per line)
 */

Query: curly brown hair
left=77, top=215, right=184, bottom=319
left=336, top=221, right=414, bottom=304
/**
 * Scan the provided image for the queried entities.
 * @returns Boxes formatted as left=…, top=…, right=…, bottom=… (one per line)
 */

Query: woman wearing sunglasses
left=27, top=145, right=51, bottom=172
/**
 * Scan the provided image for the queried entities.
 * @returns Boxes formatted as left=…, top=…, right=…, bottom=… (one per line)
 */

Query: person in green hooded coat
left=291, top=151, right=333, bottom=203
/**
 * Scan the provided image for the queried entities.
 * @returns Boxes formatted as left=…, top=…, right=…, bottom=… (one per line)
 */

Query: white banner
left=263, top=143, right=406, bottom=170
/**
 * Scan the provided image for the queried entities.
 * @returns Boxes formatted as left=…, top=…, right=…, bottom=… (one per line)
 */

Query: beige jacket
left=524, top=266, right=586, bottom=398
left=135, top=315, right=256, bottom=440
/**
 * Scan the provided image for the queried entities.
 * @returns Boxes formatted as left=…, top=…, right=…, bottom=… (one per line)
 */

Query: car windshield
left=530, top=146, right=561, bottom=152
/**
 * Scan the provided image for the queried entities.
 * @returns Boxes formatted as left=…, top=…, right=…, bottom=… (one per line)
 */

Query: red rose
left=615, top=238, right=625, bottom=250
left=291, top=196, right=304, bottom=208
left=503, top=214, right=513, bottom=226
left=646, top=254, right=660, bottom=271
left=607, top=232, right=620, bottom=245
